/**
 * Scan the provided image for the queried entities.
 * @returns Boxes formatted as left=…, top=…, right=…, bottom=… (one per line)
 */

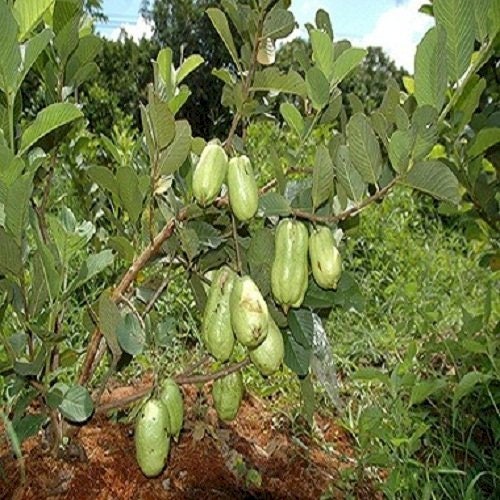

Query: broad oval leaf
left=434, top=0, right=475, bottom=83
left=262, top=7, right=295, bottom=40
left=206, top=8, right=241, bottom=71
left=20, top=103, right=83, bottom=155
left=347, top=113, right=382, bottom=185
left=117, top=313, right=145, bottom=356
left=312, top=145, right=334, bottom=209
left=402, top=160, right=460, bottom=204
left=306, top=66, right=330, bottom=111
left=414, top=26, right=447, bottom=112
left=59, top=385, right=93, bottom=423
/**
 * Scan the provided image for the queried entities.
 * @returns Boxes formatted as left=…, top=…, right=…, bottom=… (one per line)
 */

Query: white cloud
left=357, top=0, right=433, bottom=72
left=106, top=16, right=153, bottom=42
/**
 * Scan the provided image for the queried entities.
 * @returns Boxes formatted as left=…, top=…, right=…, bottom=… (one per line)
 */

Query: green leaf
left=331, top=47, right=367, bottom=85
left=288, top=309, right=314, bottom=349
left=108, top=236, right=135, bottom=263
left=452, top=75, right=486, bottom=132
left=468, top=128, right=500, bottom=158
left=262, top=7, right=295, bottom=40
left=13, top=414, right=46, bottom=443
left=248, top=227, right=275, bottom=264
left=414, top=26, right=447, bottom=112
left=280, top=102, right=304, bottom=135
left=310, top=29, right=334, bottom=81
left=59, top=385, right=93, bottom=423
left=148, top=101, right=175, bottom=152
left=259, top=192, right=292, bottom=217
left=19, top=103, right=83, bottom=155
left=116, top=166, right=143, bottom=224
left=70, top=250, right=114, bottom=293
left=315, top=9, right=333, bottom=40
left=206, top=8, right=241, bottom=71
left=117, top=313, right=145, bottom=356
left=13, top=0, right=54, bottom=41
left=159, top=120, right=192, bottom=175
left=87, top=166, right=118, bottom=198
left=179, top=227, right=200, bottom=261
left=434, top=0, right=475, bottom=83
left=65, top=35, right=102, bottom=87
left=411, top=105, right=438, bottom=161
left=453, top=372, right=488, bottom=407
left=16, top=29, right=54, bottom=94
left=409, top=378, right=447, bottom=406
left=0, top=1, right=21, bottom=93
left=0, top=227, right=22, bottom=276
left=212, top=68, right=235, bottom=86
left=388, top=130, right=412, bottom=174
left=303, top=272, right=364, bottom=312
left=403, top=160, right=460, bottom=204
left=334, top=145, right=365, bottom=203
left=306, top=67, right=329, bottom=111
left=176, top=54, right=204, bottom=85
left=99, top=291, right=122, bottom=359
left=312, top=145, right=334, bottom=209
left=154, top=47, right=174, bottom=99
left=5, top=173, right=33, bottom=244
left=283, top=332, right=310, bottom=377
left=347, top=113, right=382, bottom=184
left=187, top=220, right=224, bottom=250
left=473, top=0, right=491, bottom=42
left=251, top=68, right=306, bottom=96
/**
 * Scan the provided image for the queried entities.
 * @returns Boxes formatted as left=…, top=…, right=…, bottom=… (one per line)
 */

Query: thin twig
left=96, top=358, right=250, bottom=414
left=293, top=177, right=399, bottom=224
left=119, top=293, right=146, bottom=330
left=142, top=275, right=170, bottom=317
left=231, top=214, right=242, bottom=274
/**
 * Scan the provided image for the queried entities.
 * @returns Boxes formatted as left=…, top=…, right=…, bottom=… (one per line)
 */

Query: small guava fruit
left=212, top=371, right=244, bottom=422
left=192, top=143, right=228, bottom=206
left=271, top=219, right=309, bottom=311
left=202, top=266, right=236, bottom=361
left=135, top=398, right=171, bottom=477
left=159, top=378, right=184, bottom=440
left=230, top=275, right=269, bottom=347
left=227, top=155, right=259, bottom=221
left=309, top=226, right=342, bottom=289
left=249, top=319, right=284, bottom=376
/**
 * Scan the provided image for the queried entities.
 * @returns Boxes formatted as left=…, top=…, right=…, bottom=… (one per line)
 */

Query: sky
left=97, top=0, right=433, bottom=72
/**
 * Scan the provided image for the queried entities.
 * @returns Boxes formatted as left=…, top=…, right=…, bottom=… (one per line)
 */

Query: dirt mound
left=1, top=386, right=378, bottom=499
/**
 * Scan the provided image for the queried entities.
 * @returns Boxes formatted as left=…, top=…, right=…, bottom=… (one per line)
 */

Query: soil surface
left=1, top=384, right=378, bottom=499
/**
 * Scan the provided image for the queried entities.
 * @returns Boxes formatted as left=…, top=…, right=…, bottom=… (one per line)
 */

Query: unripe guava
left=230, top=275, right=269, bottom=347
left=212, top=371, right=244, bottom=421
left=159, top=378, right=184, bottom=440
left=202, top=266, right=236, bottom=362
left=227, top=156, right=259, bottom=221
left=249, top=319, right=284, bottom=376
left=135, top=398, right=171, bottom=477
left=271, top=219, right=309, bottom=311
left=309, top=226, right=342, bottom=289
left=192, top=143, right=228, bottom=206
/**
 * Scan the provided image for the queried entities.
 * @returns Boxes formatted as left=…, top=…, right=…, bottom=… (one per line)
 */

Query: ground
left=0, top=384, right=380, bottom=499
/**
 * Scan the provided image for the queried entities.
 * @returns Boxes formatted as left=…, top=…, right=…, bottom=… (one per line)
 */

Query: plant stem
left=293, top=177, right=399, bottom=224
left=96, top=358, right=251, bottom=414
left=438, top=38, right=495, bottom=126
left=231, top=214, right=242, bottom=274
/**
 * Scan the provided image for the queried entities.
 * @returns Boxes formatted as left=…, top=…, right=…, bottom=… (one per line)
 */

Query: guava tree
left=0, top=0, right=498, bottom=483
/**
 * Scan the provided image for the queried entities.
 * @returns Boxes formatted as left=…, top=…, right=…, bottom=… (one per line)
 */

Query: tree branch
left=96, top=358, right=250, bottom=414
left=293, top=177, right=399, bottom=224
